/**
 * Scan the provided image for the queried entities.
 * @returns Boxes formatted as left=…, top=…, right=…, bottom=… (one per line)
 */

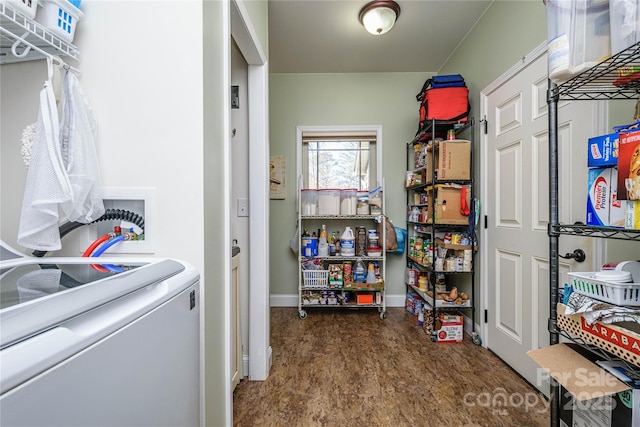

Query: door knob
left=559, top=249, right=586, bottom=263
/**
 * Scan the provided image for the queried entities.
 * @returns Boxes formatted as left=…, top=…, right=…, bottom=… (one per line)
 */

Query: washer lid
left=0, top=258, right=186, bottom=349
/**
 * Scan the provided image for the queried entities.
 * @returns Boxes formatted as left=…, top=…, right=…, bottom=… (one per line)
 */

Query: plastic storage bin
left=546, top=0, right=611, bottom=84
left=569, top=271, right=640, bottom=306
left=301, top=189, right=318, bottom=216
left=302, top=270, right=329, bottom=288
left=317, top=189, right=340, bottom=215
left=36, top=0, right=83, bottom=43
left=2, top=0, right=39, bottom=19
left=340, top=188, right=357, bottom=215
left=610, top=0, right=640, bottom=55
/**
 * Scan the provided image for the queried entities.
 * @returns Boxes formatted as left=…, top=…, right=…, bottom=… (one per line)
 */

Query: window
left=298, top=127, right=381, bottom=190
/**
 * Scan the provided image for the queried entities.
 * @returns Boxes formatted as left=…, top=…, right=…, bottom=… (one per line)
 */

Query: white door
left=482, top=45, right=603, bottom=394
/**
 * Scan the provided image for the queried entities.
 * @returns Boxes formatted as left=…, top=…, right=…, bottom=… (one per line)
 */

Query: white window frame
left=296, top=125, right=383, bottom=201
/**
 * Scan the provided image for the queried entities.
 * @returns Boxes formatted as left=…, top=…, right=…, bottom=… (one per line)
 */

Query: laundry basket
left=36, top=0, right=83, bottom=43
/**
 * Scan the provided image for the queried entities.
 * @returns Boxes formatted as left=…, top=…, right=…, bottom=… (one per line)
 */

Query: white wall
left=230, top=40, right=250, bottom=373
left=1, top=1, right=230, bottom=426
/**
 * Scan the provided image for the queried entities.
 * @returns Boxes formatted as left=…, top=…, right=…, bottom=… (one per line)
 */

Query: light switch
left=237, top=198, right=249, bottom=217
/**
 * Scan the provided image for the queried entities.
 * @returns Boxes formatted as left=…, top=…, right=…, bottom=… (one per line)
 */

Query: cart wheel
left=472, top=332, right=482, bottom=346
left=380, top=311, right=387, bottom=320
left=298, top=310, right=307, bottom=319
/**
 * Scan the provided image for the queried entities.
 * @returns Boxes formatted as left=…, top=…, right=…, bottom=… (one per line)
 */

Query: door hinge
left=484, top=309, right=488, bottom=323
left=480, top=115, right=488, bottom=134
left=484, top=215, right=488, bottom=229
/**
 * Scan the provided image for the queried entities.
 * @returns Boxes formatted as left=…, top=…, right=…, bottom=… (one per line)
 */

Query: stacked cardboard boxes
left=587, top=130, right=640, bottom=229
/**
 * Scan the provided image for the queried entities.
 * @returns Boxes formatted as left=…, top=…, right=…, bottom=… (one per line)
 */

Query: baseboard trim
left=270, top=293, right=407, bottom=307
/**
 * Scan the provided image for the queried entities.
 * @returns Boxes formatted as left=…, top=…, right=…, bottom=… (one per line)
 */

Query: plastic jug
left=341, top=226, right=355, bottom=256
left=353, top=258, right=366, bottom=282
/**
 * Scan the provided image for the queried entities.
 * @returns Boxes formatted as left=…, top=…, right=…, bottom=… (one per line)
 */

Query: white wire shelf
left=0, top=2, right=79, bottom=64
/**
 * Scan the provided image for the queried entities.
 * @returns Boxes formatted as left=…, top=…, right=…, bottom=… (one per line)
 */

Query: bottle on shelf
left=318, top=224, right=329, bottom=256
left=328, top=231, right=336, bottom=256
left=353, top=258, right=366, bottom=282
left=366, top=262, right=377, bottom=284
left=341, top=226, right=355, bottom=256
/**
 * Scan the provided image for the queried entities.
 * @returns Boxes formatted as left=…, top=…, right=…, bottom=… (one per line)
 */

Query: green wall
left=269, top=72, right=434, bottom=297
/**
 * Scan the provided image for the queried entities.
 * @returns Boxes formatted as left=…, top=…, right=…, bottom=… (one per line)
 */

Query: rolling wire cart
left=296, top=176, right=387, bottom=319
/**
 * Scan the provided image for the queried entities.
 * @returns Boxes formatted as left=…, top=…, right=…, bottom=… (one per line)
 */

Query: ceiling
left=268, top=0, right=493, bottom=74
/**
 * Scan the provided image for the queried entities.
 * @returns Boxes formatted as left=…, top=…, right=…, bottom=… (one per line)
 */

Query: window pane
left=306, top=140, right=371, bottom=189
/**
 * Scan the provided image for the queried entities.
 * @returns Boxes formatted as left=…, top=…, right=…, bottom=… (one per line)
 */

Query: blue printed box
left=586, top=168, right=612, bottom=226
left=588, top=133, right=619, bottom=168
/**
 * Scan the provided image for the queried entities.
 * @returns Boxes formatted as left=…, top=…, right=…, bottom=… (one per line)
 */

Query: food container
left=301, top=189, right=318, bottom=216
left=356, top=191, right=369, bottom=215
left=367, top=248, right=382, bottom=257
left=318, top=189, right=340, bottom=215
left=610, top=0, right=640, bottom=55
left=369, top=187, right=382, bottom=215
left=546, top=0, right=611, bottom=84
left=340, top=188, right=357, bottom=215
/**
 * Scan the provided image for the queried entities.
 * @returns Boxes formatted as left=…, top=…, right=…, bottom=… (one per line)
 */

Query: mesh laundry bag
left=17, top=269, right=62, bottom=303
left=59, top=70, right=104, bottom=223
left=17, top=80, right=73, bottom=251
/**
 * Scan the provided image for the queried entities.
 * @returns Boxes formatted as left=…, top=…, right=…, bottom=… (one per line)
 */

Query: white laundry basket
left=36, top=0, right=83, bottom=43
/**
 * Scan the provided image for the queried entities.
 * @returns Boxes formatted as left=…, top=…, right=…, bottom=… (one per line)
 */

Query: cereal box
left=617, top=130, right=640, bottom=200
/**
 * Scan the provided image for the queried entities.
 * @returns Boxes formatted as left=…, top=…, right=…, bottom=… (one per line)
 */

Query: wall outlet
left=237, top=198, right=249, bottom=217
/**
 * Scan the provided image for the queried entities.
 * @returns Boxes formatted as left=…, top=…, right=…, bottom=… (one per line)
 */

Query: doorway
left=480, top=43, right=605, bottom=393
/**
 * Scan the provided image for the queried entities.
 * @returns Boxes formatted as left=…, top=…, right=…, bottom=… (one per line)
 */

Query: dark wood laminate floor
left=233, top=307, right=549, bottom=426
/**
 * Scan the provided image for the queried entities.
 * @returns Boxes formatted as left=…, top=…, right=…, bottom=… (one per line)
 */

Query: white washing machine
left=0, top=243, right=200, bottom=427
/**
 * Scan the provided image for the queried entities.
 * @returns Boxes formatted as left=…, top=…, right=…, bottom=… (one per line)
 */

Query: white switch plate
left=237, top=198, right=249, bottom=217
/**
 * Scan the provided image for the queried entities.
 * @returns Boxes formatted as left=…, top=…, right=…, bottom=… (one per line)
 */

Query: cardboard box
left=404, top=267, right=419, bottom=286
left=588, top=132, right=619, bottom=168
left=529, top=343, right=640, bottom=427
left=611, top=168, right=627, bottom=228
left=428, top=185, right=471, bottom=225
left=617, top=130, right=640, bottom=200
left=627, top=201, right=640, bottom=230
left=587, top=168, right=613, bottom=226
left=356, top=292, right=373, bottom=305
left=426, top=140, right=471, bottom=181
left=435, top=314, right=463, bottom=343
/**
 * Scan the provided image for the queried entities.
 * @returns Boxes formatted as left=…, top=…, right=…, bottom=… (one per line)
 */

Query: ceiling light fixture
left=359, top=0, right=401, bottom=35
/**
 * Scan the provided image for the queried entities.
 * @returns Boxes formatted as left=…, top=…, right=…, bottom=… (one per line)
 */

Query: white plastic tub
left=610, top=0, right=640, bottom=54
left=36, top=0, right=83, bottom=43
left=546, top=0, right=611, bottom=83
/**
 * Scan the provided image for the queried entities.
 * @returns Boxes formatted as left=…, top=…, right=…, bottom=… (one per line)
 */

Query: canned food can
left=447, top=130, right=455, bottom=140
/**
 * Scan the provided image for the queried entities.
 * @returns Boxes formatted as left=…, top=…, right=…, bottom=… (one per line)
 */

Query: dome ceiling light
left=359, top=0, right=401, bottom=35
